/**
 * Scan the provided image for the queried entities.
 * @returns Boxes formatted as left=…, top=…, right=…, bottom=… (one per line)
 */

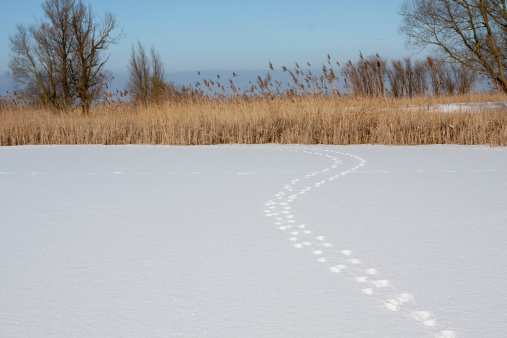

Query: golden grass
left=1, top=93, right=506, bottom=146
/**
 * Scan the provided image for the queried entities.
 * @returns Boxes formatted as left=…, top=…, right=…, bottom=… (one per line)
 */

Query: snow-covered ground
left=1, top=145, right=506, bottom=337
left=346, top=101, right=507, bottom=113
left=418, top=101, right=507, bottom=113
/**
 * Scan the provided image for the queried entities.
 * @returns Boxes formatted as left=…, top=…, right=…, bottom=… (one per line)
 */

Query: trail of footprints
left=262, top=146, right=456, bottom=338
left=5, top=145, right=457, bottom=336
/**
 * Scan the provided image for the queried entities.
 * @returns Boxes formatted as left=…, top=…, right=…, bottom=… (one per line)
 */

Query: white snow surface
left=1, top=144, right=506, bottom=337
left=418, top=101, right=507, bottom=113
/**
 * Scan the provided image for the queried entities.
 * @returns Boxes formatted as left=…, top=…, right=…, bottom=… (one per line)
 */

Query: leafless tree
left=9, top=23, right=58, bottom=108
left=150, top=46, right=167, bottom=102
left=342, top=53, right=388, bottom=97
left=128, top=41, right=150, bottom=104
left=400, top=0, right=507, bottom=93
left=388, top=57, right=428, bottom=97
left=70, top=1, right=123, bottom=114
left=8, top=0, right=123, bottom=112
left=42, top=0, right=77, bottom=108
left=127, top=42, right=167, bottom=105
left=451, top=63, right=478, bottom=94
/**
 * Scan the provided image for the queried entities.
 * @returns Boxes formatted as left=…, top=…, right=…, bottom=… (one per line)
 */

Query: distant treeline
left=4, top=0, right=506, bottom=113
left=3, top=53, right=494, bottom=111
left=122, top=53, right=492, bottom=107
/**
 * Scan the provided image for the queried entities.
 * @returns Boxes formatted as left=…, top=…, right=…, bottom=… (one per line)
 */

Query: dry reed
left=1, top=93, right=506, bottom=146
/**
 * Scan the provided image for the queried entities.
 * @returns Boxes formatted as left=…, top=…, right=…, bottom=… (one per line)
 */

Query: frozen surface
left=0, top=145, right=506, bottom=337
left=418, top=101, right=507, bottom=113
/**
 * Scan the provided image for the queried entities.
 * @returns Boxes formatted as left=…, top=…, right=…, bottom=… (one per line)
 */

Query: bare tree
left=388, top=57, right=428, bottom=97
left=127, top=42, right=151, bottom=104
left=9, top=24, right=58, bottom=108
left=70, top=1, right=123, bottom=114
left=127, top=42, right=167, bottom=105
left=400, top=0, right=507, bottom=93
left=42, top=0, right=77, bottom=108
left=8, top=0, right=123, bottom=112
left=451, top=63, right=478, bottom=94
left=150, top=46, right=167, bottom=102
left=342, top=53, right=388, bottom=97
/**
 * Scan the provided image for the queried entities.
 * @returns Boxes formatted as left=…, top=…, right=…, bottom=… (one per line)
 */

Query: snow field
left=262, top=146, right=455, bottom=338
left=1, top=144, right=506, bottom=337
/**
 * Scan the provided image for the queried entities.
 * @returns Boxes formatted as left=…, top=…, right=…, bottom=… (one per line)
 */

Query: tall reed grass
left=1, top=93, right=506, bottom=146
left=2, top=54, right=506, bottom=146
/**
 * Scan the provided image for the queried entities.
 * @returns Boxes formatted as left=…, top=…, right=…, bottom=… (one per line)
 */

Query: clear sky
left=0, top=0, right=420, bottom=92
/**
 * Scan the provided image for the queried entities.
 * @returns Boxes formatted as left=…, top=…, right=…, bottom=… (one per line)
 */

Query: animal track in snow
left=263, top=145, right=456, bottom=338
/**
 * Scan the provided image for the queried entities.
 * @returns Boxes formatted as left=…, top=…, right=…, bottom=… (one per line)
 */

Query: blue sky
left=0, top=0, right=419, bottom=92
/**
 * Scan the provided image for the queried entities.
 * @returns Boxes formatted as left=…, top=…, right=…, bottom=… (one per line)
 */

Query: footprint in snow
left=264, top=146, right=455, bottom=337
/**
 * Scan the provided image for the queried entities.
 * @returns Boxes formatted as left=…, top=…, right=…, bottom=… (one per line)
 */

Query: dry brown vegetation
left=1, top=92, right=506, bottom=146
left=2, top=54, right=506, bottom=147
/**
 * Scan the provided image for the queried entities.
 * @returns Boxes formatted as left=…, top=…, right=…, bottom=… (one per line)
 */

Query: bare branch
left=8, top=0, right=124, bottom=112
left=400, top=0, right=507, bottom=92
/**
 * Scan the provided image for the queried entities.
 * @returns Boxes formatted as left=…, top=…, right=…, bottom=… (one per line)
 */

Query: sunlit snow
left=1, top=144, right=506, bottom=337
